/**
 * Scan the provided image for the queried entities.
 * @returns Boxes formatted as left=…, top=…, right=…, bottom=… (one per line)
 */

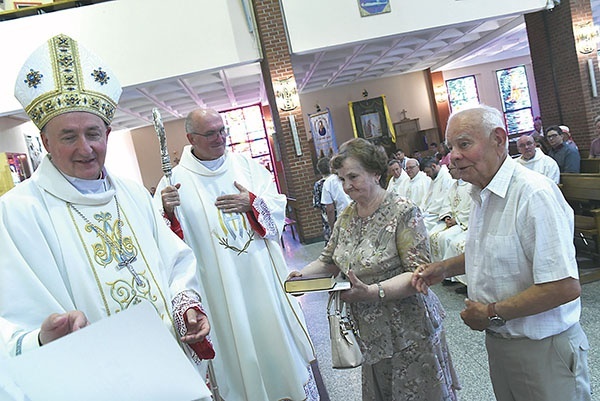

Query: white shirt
left=321, top=174, right=352, bottom=215
left=386, top=172, right=409, bottom=196
left=516, top=149, right=561, bottom=184
left=466, top=156, right=580, bottom=340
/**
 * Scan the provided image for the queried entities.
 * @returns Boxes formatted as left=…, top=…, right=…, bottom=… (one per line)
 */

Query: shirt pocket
left=483, top=234, right=521, bottom=278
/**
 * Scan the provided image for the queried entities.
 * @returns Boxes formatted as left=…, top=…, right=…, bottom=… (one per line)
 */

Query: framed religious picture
left=308, top=109, right=338, bottom=159
left=349, top=95, right=395, bottom=142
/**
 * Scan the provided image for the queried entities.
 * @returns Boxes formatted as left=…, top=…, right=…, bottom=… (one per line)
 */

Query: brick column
left=252, top=0, right=323, bottom=243
left=526, top=0, right=600, bottom=151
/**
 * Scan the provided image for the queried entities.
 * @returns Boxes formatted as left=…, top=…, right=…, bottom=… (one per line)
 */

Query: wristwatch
left=487, top=302, right=506, bottom=328
left=377, top=282, right=385, bottom=300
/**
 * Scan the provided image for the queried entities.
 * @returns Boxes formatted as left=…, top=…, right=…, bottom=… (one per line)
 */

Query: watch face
left=489, top=316, right=506, bottom=327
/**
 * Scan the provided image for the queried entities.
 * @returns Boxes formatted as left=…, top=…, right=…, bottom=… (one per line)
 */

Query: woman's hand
left=286, top=270, right=302, bottom=281
left=339, top=270, right=376, bottom=303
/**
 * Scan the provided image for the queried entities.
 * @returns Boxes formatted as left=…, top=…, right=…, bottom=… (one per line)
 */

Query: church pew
left=560, top=173, right=600, bottom=283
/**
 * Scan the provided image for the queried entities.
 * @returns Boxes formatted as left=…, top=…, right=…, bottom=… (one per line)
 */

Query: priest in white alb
left=156, top=108, right=318, bottom=401
left=404, top=158, right=431, bottom=208
left=386, top=159, right=409, bottom=196
left=420, top=156, right=455, bottom=233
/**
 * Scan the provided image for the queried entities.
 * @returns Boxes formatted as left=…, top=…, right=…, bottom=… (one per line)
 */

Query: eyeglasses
left=405, top=165, right=419, bottom=171
left=517, top=142, right=535, bottom=148
left=189, top=127, right=229, bottom=139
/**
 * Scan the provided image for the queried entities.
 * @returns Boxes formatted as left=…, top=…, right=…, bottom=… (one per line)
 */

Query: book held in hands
left=285, top=273, right=351, bottom=294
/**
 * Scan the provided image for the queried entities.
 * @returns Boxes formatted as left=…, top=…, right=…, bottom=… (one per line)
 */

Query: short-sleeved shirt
left=466, top=156, right=580, bottom=340
left=321, top=174, right=351, bottom=215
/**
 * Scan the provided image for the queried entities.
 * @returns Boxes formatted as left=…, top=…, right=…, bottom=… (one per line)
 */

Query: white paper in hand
left=7, top=301, right=211, bottom=401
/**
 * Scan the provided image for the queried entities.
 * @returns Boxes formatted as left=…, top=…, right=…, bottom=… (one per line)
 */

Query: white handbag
left=327, top=291, right=363, bottom=369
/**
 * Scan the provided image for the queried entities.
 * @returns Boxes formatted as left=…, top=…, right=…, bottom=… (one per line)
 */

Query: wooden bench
left=580, top=158, right=600, bottom=173
left=560, top=173, right=600, bottom=283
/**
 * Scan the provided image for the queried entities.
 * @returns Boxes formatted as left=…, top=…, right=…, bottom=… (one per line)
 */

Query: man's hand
left=161, top=184, right=181, bottom=218
left=460, top=299, right=489, bottom=331
left=215, top=181, right=251, bottom=213
left=411, top=261, right=446, bottom=294
left=39, top=311, right=89, bottom=346
left=181, top=308, right=210, bottom=344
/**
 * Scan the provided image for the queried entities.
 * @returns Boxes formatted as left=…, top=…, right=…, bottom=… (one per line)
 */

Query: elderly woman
left=289, top=138, right=459, bottom=400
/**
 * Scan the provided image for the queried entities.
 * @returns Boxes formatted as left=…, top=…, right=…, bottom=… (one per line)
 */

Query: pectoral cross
left=117, top=255, right=143, bottom=286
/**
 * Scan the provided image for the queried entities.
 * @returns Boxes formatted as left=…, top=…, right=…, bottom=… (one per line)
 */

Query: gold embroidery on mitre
left=24, top=35, right=117, bottom=129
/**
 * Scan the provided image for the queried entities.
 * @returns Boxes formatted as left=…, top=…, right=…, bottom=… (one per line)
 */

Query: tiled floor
left=280, top=233, right=600, bottom=401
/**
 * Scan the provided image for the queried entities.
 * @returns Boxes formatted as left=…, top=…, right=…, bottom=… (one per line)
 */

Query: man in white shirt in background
left=321, top=170, right=352, bottom=231
left=403, top=158, right=431, bottom=210
left=386, top=159, right=409, bottom=196
left=515, top=135, right=560, bottom=184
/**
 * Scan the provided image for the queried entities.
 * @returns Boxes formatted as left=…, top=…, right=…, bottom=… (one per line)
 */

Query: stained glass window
left=446, top=75, right=479, bottom=113
left=220, top=104, right=277, bottom=185
left=496, top=65, right=534, bottom=136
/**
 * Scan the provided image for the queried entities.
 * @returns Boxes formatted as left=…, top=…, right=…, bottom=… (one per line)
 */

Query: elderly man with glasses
left=404, top=157, right=431, bottom=209
left=155, top=108, right=318, bottom=401
left=515, top=135, right=560, bottom=184
left=546, top=125, right=581, bottom=173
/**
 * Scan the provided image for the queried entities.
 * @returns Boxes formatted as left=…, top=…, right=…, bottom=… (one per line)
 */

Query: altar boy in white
left=0, top=34, right=213, bottom=399
left=157, top=108, right=318, bottom=401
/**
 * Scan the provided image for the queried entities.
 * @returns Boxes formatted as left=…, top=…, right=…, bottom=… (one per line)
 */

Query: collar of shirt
left=470, top=156, right=513, bottom=206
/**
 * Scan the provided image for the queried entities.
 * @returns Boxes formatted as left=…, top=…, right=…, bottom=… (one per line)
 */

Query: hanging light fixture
left=274, top=77, right=299, bottom=111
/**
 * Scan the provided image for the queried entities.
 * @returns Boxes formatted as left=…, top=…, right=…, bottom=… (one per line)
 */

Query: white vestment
left=404, top=171, right=431, bottom=211
left=421, top=165, right=455, bottom=233
left=0, top=156, right=211, bottom=398
left=386, top=172, right=409, bottom=196
left=430, top=180, right=471, bottom=261
left=155, top=146, right=315, bottom=401
left=516, top=149, right=561, bottom=184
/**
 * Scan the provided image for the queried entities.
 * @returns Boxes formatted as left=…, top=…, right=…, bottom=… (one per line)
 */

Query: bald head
left=445, top=105, right=509, bottom=188
left=517, top=135, right=536, bottom=160
left=185, top=108, right=228, bottom=161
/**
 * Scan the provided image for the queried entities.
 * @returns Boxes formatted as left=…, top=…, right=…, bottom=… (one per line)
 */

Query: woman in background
left=313, top=156, right=332, bottom=242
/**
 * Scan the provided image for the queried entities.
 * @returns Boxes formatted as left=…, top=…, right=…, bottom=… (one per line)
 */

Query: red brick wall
left=526, top=0, right=600, bottom=152
left=253, top=0, right=324, bottom=242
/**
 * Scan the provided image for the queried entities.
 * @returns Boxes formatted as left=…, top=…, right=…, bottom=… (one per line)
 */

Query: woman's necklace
left=68, top=196, right=143, bottom=286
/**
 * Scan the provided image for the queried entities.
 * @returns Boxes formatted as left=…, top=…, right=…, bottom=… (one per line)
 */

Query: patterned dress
left=319, top=191, right=459, bottom=401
